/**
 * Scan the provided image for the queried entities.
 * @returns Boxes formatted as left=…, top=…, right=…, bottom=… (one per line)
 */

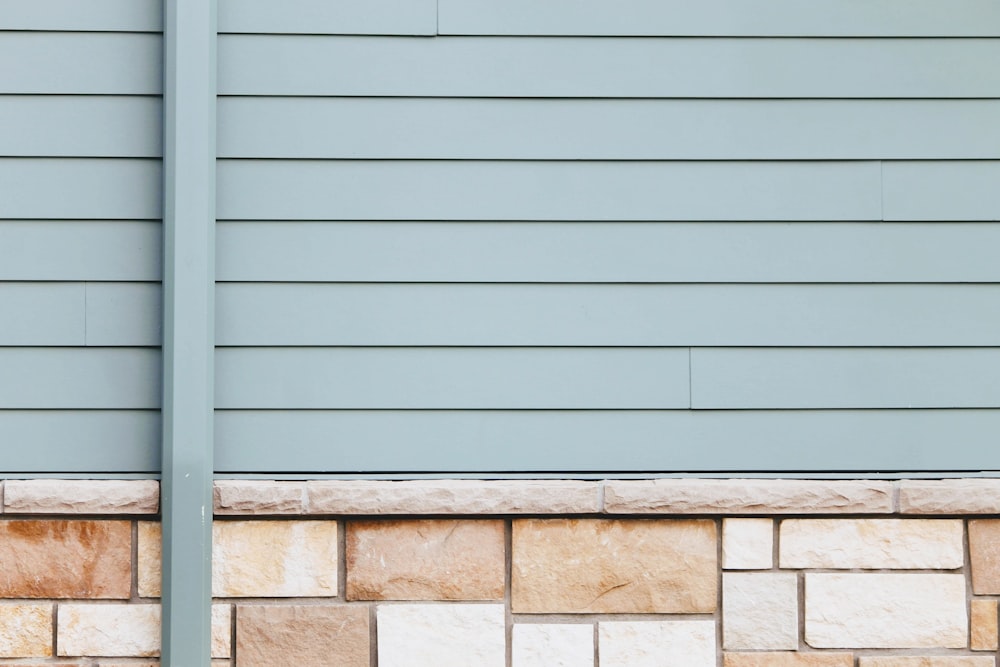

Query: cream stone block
left=214, top=480, right=306, bottom=515
left=513, top=624, right=594, bottom=667
left=723, top=518, right=773, bottom=569
left=805, top=573, right=967, bottom=648
left=780, top=519, right=963, bottom=569
left=599, top=620, right=715, bottom=667
left=723, top=572, right=798, bottom=650
left=138, top=520, right=339, bottom=598
left=378, top=604, right=505, bottom=667
left=899, top=479, right=1000, bottom=514
left=859, top=659, right=995, bottom=667
left=970, top=599, right=998, bottom=651
left=0, top=604, right=52, bottom=657
left=724, top=653, right=854, bottom=667
left=58, top=604, right=160, bottom=657
left=212, top=604, right=231, bottom=659
left=4, top=480, right=158, bottom=514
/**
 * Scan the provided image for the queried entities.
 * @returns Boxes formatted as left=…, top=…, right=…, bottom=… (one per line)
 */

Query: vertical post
left=161, top=0, right=216, bottom=664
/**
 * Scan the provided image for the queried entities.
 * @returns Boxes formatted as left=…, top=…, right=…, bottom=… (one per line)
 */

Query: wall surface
left=2, top=479, right=1000, bottom=666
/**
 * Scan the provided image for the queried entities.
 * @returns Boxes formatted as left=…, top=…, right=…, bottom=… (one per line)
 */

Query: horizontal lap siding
left=215, top=6, right=1000, bottom=473
left=0, top=14, right=162, bottom=472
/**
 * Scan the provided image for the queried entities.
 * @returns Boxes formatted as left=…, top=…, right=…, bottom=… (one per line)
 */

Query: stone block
left=214, top=480, right=306, bottom=515
left=4, top=480, right=158, bottom=514
left=970, top=598, right=998, bottom=651
left=236, top=605, right=369, bottom=667
left=0, top=604, right=52, bottom=657
left=858, top=659, right=995, bottom=667
left=513, top=624, right=594, bottom=667
left=723, top=572, right=798, bottom=650
left=723, top=518, right=773, bottom=569
left=212, top=604, right=232, bottom=659
left=599, top=620, right=715, bottom=667
left=0, top=520, right=131, bottom=598
left=603, top=479, right=893, bottom=514
left=899, top=479, right=1000, bottom=514
left=58, top=604, right=160, bottom=657
left=724, top=654, right=853, bottom=667
left=137, top=521, right=160, bottom=598
left=969, top=520, right=1000, bottom=594
left=377, top=604, right=505, bottom=667
left=780, top=519, right=963, bottom=569
left=346, top=519, right=504, bottom=600
left=805, top=573, right=967, bottom=648
left=308, top=480, right=600, bottom=514
left=512, top=519, right=716, bottom=613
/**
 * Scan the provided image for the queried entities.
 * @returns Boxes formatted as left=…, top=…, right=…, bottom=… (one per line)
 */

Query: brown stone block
left=236, top=605, right=369, bottom=667
left=970, top=598, right=999, bottom=651
left=969, top=520, right=1000, bottom=594
left=512, top=518, right=717, bottom=613
left=725, top=653, right=854, bottom=667
left=0, top=520, right=131, bottom=599
left=346, top=519, right=505, bottom=601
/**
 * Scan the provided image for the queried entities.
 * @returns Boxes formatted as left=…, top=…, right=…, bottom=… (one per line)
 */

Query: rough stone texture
left=139, top=520, right=339, bottom=597
left=214, top=480, right=306, bottom=515
left=0, top=604, right=52, bottom=657
left=858, top=659, right=996, bottom=667
left=0, top=520, right=131, bottom=598
left=599, top=620, right=715, bottom=667
left=969, top=520, right=1000, bottom=594
left=308, top=480, right=600, bottom=514
left=3, top=480, right=158, bottom=514
left=377, top=604, right=505, bottom=667
left=780, top=519, right=964, bottom=569
left=512, top=518, right=716, bottom=614
left=603, top=479, right=893, bottom=514
left=805, top=573, right=967, bottom=648
left=723, top=518, right=773, bottom=569
left=723, top=573, right=798, bottom=650
left=970, top=598, right=998, bottom=651
left=724, top=654, right=854, bottom=667
left=346, top=519, right=505, bottom=601
left=236, top=605, right=369, bottom=667
left=900, top=479, right=1000, bottom=514
left=512, top=624, right=594, bottom=667
left=58, top=604, right=160, bottom=657
left=212, top=604, right=232, bottom=659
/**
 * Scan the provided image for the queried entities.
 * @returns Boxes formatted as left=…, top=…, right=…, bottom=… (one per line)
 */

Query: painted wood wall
left=2, top=0, right=999, bottom=473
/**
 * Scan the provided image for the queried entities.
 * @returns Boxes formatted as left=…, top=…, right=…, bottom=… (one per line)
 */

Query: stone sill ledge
left=2, top=478, right=999, bottom=516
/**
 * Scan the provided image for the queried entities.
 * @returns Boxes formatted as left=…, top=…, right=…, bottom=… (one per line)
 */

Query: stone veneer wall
left=2, top=479, right=1000, bottom=666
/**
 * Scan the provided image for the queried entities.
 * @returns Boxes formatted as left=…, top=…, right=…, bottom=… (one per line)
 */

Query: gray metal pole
left=161, top=0, right=216, bottom=663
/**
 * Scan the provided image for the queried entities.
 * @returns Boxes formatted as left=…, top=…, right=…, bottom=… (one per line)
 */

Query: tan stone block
left=512, top=519, right=716, bottom=614
left=603, top=479, right=893, bottom=514
left=214, top=480, right=306, bottom=515
left=805, top=573, right=967, bottom=648
left=0, top=520, right=131, bottom=598
left=723, top=573, right=798, bottom=650
left=859, top=659, right=995, bottom=667
left=723, top=518, right=773, bottom=569
left=969, top=520, right=1000, bottom=594
left=214, top=520, right=338, bottom=597
left=900, top=479, right=1000, bottom=514
left=137, top=521, right=161, bottom=598
left=347, top=520, right=504, bottom=601
left=780, top=519, right=964, bottom=569
left=212, top=604, right=232, bottom=659
left=236, top=605, right=369, bottom=667
left=4, top=480, right=158, bottom=514
left=970, top=598, right=998, bottom=651
left=599, top=620, right=715, bottom=667
left=0, top=604, right=52, bottom=657
left=377, top=603, right=505, bottom=667
left=58, top=604, right=160, bottom=657
left=308, top=479, right=600, bottom=514
left=725, top=654, right=853, bottom=667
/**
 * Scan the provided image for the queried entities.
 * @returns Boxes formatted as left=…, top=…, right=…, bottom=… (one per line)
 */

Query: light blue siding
left=0, top=0, right=161, bottom=31
left=883, top=162, right=1000, bottom=221
left=219, top=36, right=1000, bottom=98
left=438, top=0, right=1000, bottom=37
left=86, top=283, right=162, bottom=346
left=0, top=283, right=85, bottom=346
left=219, top=0, right=436, bottom=35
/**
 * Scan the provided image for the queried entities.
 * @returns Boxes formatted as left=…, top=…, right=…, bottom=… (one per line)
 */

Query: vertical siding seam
left=435, top=0, right=440, bottom=36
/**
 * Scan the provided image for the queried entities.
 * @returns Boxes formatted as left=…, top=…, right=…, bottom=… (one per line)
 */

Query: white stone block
left=513, top=624, right=593, bottom=667
left=781, top=519, right=963, bottom=569
left=805, top=573, right=967, bottom=648
left=212, top=604, right=231, bottom=659
left=724, top=572, right=798, bottom=649
left=723, top=518, right=773, bottom=569
left=58, top=604, right=160, bottom=657
left=377, top=604, right=505, bottom=667
left=0, top=603, right=52, bottom=657
left=599, top=620, right=715, bottom=667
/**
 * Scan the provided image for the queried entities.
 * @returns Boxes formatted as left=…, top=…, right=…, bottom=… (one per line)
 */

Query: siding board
left=218, top=98, right=1000, bottom=161
left=217, top=160, right=881, bottom=221
left=0, top=0, right=162, bottom=32
left=0, top=283, right=84, bottom=346
left=217, top=222, right=1000, bottom=284
left=219, top=36, right=1000, bottom=98
left=216, top=347, right=690, bottom=409
left=437, top=0, right=1000, bottom=37
left=215, top=409, right=1000, bottom=473
left=883, top=161, right=1000, bottom=221
left=692, top=348, right=1000, bottom=409
left=216, top=284, right=1000, bottom=347
left=85, top=282, right=162, bottom=346
left=219, top=0, right=436, bottom=35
